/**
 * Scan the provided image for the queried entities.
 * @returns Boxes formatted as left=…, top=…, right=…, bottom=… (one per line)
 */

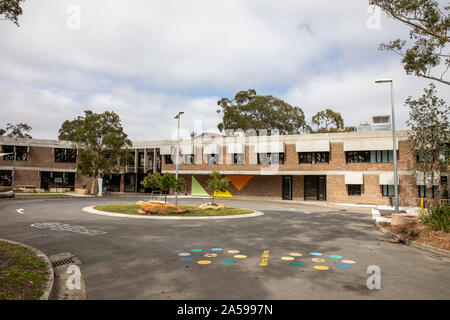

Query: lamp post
left=375, top=79, right=399, bottom=213
left=174, top=111, right=184, bottom=205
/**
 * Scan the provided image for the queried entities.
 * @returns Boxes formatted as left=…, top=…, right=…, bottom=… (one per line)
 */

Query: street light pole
left=375, top=79, right=399, bottom=213
left=174, top=111, right=184, bottom=205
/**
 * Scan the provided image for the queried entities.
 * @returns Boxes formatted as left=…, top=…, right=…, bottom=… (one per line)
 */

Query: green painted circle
left=223, top=259, right=237, bottom=264
left=329, top=255, right=343, bottom=259
left=191, top=249, right=203, bottom=252
left=290, top=262, right=305, bottom=267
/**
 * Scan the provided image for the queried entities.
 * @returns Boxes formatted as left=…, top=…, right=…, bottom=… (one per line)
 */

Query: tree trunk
left=90, top=177, right=97, bottom=195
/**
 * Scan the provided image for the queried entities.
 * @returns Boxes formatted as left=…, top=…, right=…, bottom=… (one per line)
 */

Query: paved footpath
left=0, top=196, right=449, bottom=299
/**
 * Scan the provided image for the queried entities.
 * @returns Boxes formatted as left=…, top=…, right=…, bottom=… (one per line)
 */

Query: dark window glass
left=2, top=145, right=28, bottom=161
left=418, top=186, right=436, bottom=198
left=39, top=172, right=75, bottom=191
left=345, top=151, right=370, bottom=163
left=0, top=170, right=12, bottom=186
left=347, top=184, right=362, bottom=196
left=258, top=153, right=284, bottom=165
left=382, top=185, right=395, bottom=197
left=183, top=154, right=195, bottom=164
left=232, top=153, right=245, bottom=165
left=298, top=152, right=312, bottom=164
left=314, top=152, right=329, bottom=163
left=164, top=155, right=174, bottom=164
left=54, top=148, right=77, bottom=163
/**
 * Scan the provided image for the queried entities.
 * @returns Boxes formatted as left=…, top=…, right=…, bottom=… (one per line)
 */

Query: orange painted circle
left=289, top=253, right=302, bottom=257
left=228, top=250, right=240, bottom=254
left=233, top=255, right=247, bottom=259
left=281, top=257, right=295, bottom=261
left=312, top=258, right=325, bottom=263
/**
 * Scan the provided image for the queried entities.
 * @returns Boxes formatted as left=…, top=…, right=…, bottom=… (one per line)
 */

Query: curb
left=83, top=205, right=264, bottom=220
left=375, top=221, right=450, bottom=258
left=0, top=238, right=54, bottom=300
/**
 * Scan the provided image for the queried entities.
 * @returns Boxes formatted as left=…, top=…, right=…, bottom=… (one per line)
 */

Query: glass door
left=282, top=176, right=293, bottom=200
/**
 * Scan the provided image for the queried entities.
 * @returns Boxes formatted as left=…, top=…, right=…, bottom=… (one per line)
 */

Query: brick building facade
left=0, top=130, right=447, bottom=206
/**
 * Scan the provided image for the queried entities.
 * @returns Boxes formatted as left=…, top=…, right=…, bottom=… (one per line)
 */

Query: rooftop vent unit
left=356, top=115, right=392, bottom=132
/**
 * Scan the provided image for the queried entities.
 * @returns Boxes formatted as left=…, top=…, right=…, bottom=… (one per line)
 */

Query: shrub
left=420, top=204, right=450, bottom=233
left=408, top=229, right=420, bottom=239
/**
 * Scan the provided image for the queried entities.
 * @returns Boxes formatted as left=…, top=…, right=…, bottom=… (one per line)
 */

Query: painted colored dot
left=289, top=253, right=303, bottom=257
left=211, top=248, right=223, bottom=252
left=309, top=252, right=322, bottom=256
left=191, top=249, right=203, bottom=252
left=312, top=258, right=325, bottom=263
left=223, top=259, right=236, bottom=264
left=197, top=260, right=212, bottom=265
left=290, top=262, right=305, bottom=267
left=329, top=255, right=343, bottom=259
left=178, top=252, right=191, bottom=257
left=227, top=250, right=240, bottom=254
left=337, top=264, right=352, bottom=269
left=233, top=255, right=247, bottom=259
left=281, top=256, right=295, bottom=261
left=314, top=266, right=329, bottom=271
left=180, top=257, right=193, bottom=262
left=341, top=260, right=356, bottom=264
left=204, top=253, right=218, bottom=258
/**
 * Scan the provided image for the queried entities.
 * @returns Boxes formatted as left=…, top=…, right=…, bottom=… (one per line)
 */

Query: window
left=0, top=170, right=12, bottom=186
left=382, top=185, right=395, bottom=197
left=183, top=154, right=195, bottom=164
left=54, top=148, right=77, bottom=163
left=314, top=152, right=329, bottom=163
left=164, top=155, right=174, bottom=164
left=418, top=186, right=436, bottom=198
left=2, top=145, right=28, bottom=161
left=258, top=153, right=285, bottom=165
left=347, top=184, right=362, bottom=196
left=346, top=150, right=395, bottom=163
left=207, top=154, right=219, bottom=165
left=416, top=154, right=433, bottom=162
left=231, top=153, right=245, bottom=165
left=298, top=152, right=312, bottom=164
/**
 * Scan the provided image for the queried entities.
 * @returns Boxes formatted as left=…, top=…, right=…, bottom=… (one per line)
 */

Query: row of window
left=345, top=150, right=396, bottom=163
left=1, top=146, right=78, bottom=163
left=347, top=185, right=396, bottom=197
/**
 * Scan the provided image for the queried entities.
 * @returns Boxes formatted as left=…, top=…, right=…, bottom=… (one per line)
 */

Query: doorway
left=282, top=176, right=293, bottom=200
left=304, top=175, right=327, bottom=201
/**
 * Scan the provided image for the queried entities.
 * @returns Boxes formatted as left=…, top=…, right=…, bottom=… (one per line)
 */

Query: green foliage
left=311, top=109, right=344, bottom=133
left=0, top=0, right=24, bottom=26
left=206, top=171, right=230, bottom=204
left=58, top=110, right=132, bottom=194
left=405, top=83, right=449, bottom=208
left=217, top=89, right=308, bottom=135
left=143, top=173, right=185, bottom=203
left=408, top=229, right=421, bottom=238
left=0, top=123, right=32, bottom=138
left=370, top=0, right=449, bottom=85
left=420, top=204, right=450, bottom=233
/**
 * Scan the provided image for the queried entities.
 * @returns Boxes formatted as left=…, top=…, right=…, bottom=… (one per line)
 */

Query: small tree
left=406, top=83, right=449, bottom=210
left=206, top=171, right=230, bottom=204
left=143, top=173, right=185, bottom=204
left=1, top=122, right=32, bottom=138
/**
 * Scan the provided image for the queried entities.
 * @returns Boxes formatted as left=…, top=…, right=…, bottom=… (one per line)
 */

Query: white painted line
left=82, top=205, right=264, bottom=220
left=16, top=208, right=24, bottom=214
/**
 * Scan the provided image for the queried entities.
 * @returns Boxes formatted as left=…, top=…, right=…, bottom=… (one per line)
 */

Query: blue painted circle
left=180, top=257, right=194, bottom=262
left=210, top=248, right=223, bottom=252
left=309, top=252, right=322, bottom=256
left=337, top=264, right=352, bottom=269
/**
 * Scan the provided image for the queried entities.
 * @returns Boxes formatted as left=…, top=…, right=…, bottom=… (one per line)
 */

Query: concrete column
left=144, top=148, right=148, bottom=173
left=134, top=149, right=138, bottom=192
left=153, top=148, right=157, bottom=173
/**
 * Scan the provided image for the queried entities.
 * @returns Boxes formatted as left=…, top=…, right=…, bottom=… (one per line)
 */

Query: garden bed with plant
left=379, top=204, right=450, bottom=251
left=0, top=241, right=50, bottom=300
left=93, top=203, right=254, bottom=216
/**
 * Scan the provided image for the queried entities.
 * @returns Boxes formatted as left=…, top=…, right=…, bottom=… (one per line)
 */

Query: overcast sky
left=0, top=0, right=449, bottom=141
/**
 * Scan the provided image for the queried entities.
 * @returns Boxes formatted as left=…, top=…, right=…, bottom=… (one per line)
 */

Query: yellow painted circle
left=233, top=255, right=247, bottom=259
left=197, top=260, right=212, bottom=265
left=204, top=253, right=218, bottom=258
left=228, top=250, right=240, bottom=254
left=312, top=258, right=325, bottom=263
left=314, top=265, right=329, bottom=271
left=281, top=257, right=295, bottom=261
left=289, top=253, right=302, bottom=257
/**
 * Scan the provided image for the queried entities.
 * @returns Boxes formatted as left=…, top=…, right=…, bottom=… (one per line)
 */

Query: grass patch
left=94, top=204, right=254, bottom=216
left=0, top=241, right=49, bottom=300
left=15, top=194, right=71, bottom=198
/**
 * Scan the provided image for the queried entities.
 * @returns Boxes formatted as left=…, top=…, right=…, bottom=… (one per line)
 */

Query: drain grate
left=52, top=257, right=76, bottom=268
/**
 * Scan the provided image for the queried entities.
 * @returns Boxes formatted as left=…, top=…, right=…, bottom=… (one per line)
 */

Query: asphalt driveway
left=0, top=196, right=449, bottom=299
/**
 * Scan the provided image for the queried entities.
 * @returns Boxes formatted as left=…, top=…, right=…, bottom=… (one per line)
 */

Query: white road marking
left=16, top=208, right=25, bottom=214
left=30, top=222, right=107, bottom=236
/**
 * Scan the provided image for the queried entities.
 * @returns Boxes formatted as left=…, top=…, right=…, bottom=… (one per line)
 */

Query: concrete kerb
left=0, top=238, right=54, bottom=300
left=375, top=221, right=450, bottom=259
left=83, top=205, right=264, bottom=220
